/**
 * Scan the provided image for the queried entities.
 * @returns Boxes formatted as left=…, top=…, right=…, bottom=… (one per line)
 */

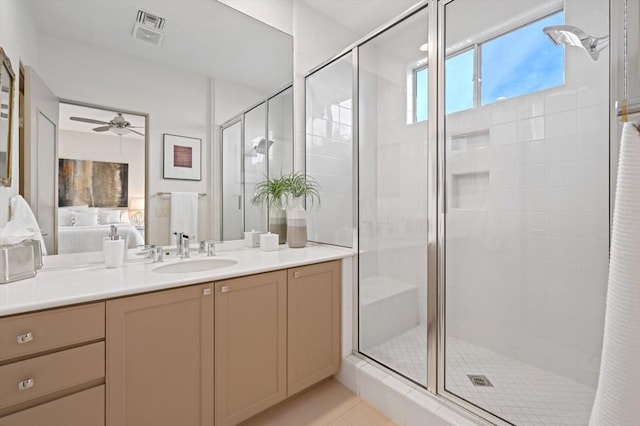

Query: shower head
left=543, top=25, right=609, bottom=61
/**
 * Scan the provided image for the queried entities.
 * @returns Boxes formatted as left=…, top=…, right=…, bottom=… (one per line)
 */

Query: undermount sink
left=151, top=258, right=238, bottom=274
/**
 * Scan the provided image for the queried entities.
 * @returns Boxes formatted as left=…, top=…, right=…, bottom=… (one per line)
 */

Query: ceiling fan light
left=111, top=127, right=129, bottom=136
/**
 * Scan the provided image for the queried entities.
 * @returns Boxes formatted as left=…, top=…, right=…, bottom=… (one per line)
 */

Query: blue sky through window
left=446, top=49, right=474, bottom=113
left=481, top=11, right=564, bottom=104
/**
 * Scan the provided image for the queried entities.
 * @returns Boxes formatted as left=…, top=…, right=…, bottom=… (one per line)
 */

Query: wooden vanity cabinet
left=214, top=270, right=287, bottom=426
left=287, top=260, right=341, bottom=396
left=106, top=284, right=214, bottom=426
left=0, top=302, right=105, bottom=426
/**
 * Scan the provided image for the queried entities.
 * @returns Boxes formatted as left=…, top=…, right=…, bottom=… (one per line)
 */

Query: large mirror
left=15, top=0, right=292, bottom=255
left=0, top=47, right=15, bottom=187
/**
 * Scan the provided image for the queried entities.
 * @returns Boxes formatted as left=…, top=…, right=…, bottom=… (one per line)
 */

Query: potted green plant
left=282, top=172, right=320, bottom=248
left=252, top=175, right=289, bottom=244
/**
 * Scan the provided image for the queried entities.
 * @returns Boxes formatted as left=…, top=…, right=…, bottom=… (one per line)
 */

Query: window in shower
left=413, top=10, right=565, bottom=123
left=358, top=7, right=429, bottom=386
left=443, top=0, right=609, bottom=424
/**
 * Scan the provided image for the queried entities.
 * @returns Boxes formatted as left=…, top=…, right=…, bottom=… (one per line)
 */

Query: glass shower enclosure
left=304, top=0, right=611, bottom=424
left=221, top=86, right=293, bottom=240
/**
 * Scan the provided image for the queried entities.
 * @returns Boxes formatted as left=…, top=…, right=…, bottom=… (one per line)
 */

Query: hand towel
left=589, top=123, right=640, bottom=424
left=9, top=195, right=48, bottom=255
left=170, top=192, right=198, bottom=242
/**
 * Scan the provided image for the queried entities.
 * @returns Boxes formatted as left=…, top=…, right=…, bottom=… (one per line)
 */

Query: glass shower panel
left=267, top=87, right=293, bottom=179
left=358, top=8, right=429, bottom=386
left=244, top=103, right=267, bottom=233
left=222, top=120, right=243, bottom=240
left=443, top=0, right=609, bottom=424
left=305, top=54, right=353, bottom=247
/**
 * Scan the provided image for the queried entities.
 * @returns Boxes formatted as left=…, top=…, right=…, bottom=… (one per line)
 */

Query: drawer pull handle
left=294, top=272, right=300, bottom=278
left=221, top=285, right=229, bottom=293
left=17, top=332, right=33, bottom=344
left=202, top=288, right=212, bottom=296
left=18, top=379, right=34, bottom=391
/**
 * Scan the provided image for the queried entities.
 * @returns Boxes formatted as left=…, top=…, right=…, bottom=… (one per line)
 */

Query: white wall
left=36, top=34, right=211, bottom=245
left=217, top=0, right=293, bottom=36
left=58, top=130, right=145, bottom=202
left=0, top=0, right=39, bottom=225
left=214, top=78, right=267, bottom=125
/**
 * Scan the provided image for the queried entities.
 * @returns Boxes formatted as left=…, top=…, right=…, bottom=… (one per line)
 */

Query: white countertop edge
left=0, top=244, right=354, bottom=317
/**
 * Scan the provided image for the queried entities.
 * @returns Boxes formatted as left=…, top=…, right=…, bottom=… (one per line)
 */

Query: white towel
left=9, top=195, right=48, bottom=255
left=170, top=192, right=198, bottom=242
left=589, top=123, right=640, bottom=425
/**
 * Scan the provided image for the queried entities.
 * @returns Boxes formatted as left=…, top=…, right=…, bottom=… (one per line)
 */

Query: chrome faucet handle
left=198, top=240, right=207, bottom=253
left=137, top=244, right=156, bottom=258
left=153, top=247, right=164, bottom=263
left=206, top=240, right=222, bottom=257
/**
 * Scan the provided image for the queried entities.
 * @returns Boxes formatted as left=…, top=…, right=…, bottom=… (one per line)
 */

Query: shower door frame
left=302, top=0, right=621, bottom=424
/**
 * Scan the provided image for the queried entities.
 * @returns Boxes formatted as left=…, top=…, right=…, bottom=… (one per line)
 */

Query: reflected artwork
left=59, top=158, right=128, bottom=207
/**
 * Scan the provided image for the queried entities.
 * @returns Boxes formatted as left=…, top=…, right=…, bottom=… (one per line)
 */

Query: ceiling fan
left=69, top=113, right=145, bottom=136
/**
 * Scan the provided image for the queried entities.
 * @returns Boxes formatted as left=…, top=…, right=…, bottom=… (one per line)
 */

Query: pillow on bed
left=98, top=209, right=122, bottom=225
left=120, top=210, right=130, bottom=223
left=73, top=211, right=98, bottom=226
left=58, top=208, right=74, bottom=226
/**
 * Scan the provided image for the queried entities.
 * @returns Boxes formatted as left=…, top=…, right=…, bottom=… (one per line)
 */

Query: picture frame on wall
left=163, top=134, right=201, bottom=181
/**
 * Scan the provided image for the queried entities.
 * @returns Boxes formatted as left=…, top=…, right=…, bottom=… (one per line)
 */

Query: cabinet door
left=106, top=285, right=214, bottom=426
left=287, top=260, right=341, bottom=396
left=215, top=270, right=287, bottom=426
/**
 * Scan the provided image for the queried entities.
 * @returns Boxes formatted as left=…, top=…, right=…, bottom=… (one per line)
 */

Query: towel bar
left=157, top=192, right=206, bottom=197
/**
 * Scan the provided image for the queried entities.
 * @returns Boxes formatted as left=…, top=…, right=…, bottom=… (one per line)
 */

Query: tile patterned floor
left=240, top=379, right=397, bottom=426
left=365, top=326, right=596, bottom=426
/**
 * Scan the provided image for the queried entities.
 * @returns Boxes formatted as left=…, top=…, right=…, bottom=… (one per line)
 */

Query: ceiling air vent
left=132, top=10, right=165, bottom=46
left=136, top=10, right=165, bottom=30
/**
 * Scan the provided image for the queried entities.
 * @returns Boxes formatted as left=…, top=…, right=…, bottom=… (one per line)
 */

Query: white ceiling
left=301, top=0, right=420, bottom=36
left=26, top=0, right=293, bottom=93
left=59, top=103, right=146, bottom=138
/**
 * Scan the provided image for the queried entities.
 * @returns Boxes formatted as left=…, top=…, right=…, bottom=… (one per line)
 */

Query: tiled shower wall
left=446, top=0, right=609, bottom=388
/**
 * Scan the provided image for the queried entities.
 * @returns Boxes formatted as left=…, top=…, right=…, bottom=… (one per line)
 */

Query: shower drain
left=467, top=375, right=493, bottom=387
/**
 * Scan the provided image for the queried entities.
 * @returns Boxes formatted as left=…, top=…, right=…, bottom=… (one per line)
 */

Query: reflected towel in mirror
left=169, top=192, right=198, bottom=242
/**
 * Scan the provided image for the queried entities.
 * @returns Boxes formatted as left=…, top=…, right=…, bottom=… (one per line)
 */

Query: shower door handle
left=238, top=195, right=242, bottom=210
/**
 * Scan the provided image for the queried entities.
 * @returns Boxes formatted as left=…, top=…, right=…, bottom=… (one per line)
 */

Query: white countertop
left=0, top=243, right=353, bottom=317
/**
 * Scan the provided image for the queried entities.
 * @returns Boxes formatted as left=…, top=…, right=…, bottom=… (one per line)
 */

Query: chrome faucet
left=181, top=234, right=191, bottom=259
left=173, top=232, right=184, bottom=257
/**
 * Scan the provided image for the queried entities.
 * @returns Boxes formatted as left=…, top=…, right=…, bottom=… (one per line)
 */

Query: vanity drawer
left=0, top=385, right=104, bottom=426
left=0, top=303, right=105, bottom=362
left=0, top=342, right=105, bottom=410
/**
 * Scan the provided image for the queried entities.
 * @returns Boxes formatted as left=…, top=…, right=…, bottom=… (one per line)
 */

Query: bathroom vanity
left=0, top=244, right=350, bottom=426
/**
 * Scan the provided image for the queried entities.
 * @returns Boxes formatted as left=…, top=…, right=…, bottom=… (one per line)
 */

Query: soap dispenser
left=104, top=225, right=125, bottom=268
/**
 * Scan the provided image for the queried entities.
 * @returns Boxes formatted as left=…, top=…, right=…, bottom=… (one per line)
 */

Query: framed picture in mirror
left=0, top=47, right=15, bottom=187
left=163, top=133, right=201, bottom=181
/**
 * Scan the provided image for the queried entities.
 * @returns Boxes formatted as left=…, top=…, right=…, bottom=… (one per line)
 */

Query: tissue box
left=0, top=244, right=36, bottom=284
left=244, top=230, right=261, bottom=248
left=260, top=233, right=279, bottom=252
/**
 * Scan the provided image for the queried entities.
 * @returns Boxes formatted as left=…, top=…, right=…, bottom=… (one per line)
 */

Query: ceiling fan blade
left=70, top=117, right=110, bottom=125
left=128, top=129, right=145, bottom=137
left=93, top=126, right=111, bottom=132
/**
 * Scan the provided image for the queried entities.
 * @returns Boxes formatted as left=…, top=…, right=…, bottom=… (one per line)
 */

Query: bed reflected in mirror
left=56, top=102, right=146, bottom=254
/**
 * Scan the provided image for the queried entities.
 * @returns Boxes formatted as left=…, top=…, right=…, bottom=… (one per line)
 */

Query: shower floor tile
left=364, top=326, right=596, bottom=426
